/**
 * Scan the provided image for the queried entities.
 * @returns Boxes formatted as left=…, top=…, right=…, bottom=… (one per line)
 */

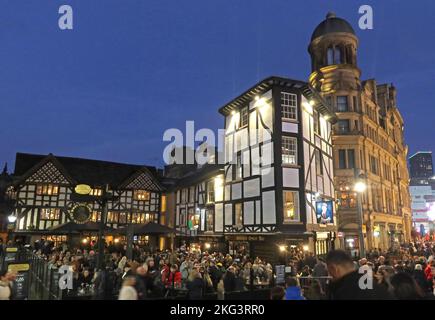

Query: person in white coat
left=118, top=276, right=138, bottom=300
left=0, top=270, right=12, bottom=300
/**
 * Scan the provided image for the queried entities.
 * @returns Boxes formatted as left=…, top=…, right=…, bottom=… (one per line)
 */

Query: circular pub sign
left=70, top=204, right=92, bottom=224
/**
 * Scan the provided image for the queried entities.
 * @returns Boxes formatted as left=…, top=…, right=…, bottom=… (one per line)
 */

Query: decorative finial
left=326, top=12, right=336, bottom=19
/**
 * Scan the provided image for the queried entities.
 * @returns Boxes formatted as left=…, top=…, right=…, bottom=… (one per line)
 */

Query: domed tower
left=308, top=12, right=360, bottom=95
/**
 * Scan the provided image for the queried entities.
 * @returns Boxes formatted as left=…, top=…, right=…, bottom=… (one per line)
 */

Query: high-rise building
left=409, top=151, right=433, bottom=185
left=308, top=13, right=412, bottom=252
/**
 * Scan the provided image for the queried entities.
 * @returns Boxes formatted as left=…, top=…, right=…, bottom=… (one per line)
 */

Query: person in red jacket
left=424, top=260, right=435, bottom=281
left=164, top=264, right=182, bottom=289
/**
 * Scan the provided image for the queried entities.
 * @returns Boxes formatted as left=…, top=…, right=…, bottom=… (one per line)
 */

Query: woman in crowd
left=118, top=276, right=138, bottom=300
left=186, top=269, right=204, bottom=300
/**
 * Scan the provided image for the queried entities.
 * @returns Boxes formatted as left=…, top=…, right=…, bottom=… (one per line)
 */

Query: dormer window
left=36, top=184, right=59, bottom=195
left=134, top=190, right=150, bottom=201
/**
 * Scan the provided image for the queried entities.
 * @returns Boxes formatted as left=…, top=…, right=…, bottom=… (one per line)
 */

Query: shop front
left=314, top=231, right=335, bottom=256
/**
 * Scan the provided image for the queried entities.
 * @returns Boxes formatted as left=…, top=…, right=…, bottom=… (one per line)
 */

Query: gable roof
left=13, top=153, right=163, bottom=189
left=218, top=76, right=337, bottom=123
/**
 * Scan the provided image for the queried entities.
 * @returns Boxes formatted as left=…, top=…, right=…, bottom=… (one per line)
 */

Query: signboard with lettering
left=275, top=265, right=286, bottom=285
left=7, top=262, right=30, bottom=300
left=4, top=247, right=18, bottom=263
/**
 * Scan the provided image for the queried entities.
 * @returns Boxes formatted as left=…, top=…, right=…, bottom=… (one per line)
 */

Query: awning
left=114, top=222, right=177, bottom=235
left=48, top=221, right=115, bottom=234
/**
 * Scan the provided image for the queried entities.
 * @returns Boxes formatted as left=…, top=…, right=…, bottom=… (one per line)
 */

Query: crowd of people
left=270, top=240, right=435, bottom=300
left=1, top=237, right=435, bottom=300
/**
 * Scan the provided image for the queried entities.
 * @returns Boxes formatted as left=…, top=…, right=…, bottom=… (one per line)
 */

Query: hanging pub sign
left=70, top=204, right=92, bottom=224
left=315, top=200, right=334, bottom=225
left=74, top=184, right=92, bottom=195
left=4, top=247, right=19, bottom=263
left=7, top=262, right=30, bottom=300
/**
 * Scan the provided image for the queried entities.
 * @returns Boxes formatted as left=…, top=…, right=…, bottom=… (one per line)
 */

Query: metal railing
left=25, top=251, right=63, bottom=300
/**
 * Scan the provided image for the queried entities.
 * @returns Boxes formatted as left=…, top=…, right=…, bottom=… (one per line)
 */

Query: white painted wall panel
left=232, top=183, right=242, bottom=200
left=282, top=122, right=298, bottom=133
left=283, top=167, right=300, bottom=188
left=255, top=200, right=261, bottom=224
left=215, top=203, right=223, bottom=232
left=251, top=147, right=260, bottom=176
left=225, top=204, right=233, bottom=225
left=261, top=167, right=275, bottom=188
left=243, top=178, right=260, bottom=198
left=243, top=150, right=250, bottom=178
left=262, top=191, right=276, bottom=224
left=244, top=201, right=254, bottom=225
left=261, top=142, right=274, bottom=167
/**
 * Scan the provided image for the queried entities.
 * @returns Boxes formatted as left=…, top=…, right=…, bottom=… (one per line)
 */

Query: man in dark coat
left=326, top=250, right=392, bottom=300
left=223, top=267, right=237, bottom=292
left=208, top=261, right=222, bottom=290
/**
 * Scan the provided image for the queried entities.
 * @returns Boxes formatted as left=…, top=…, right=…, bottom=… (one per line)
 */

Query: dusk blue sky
left=1, top=0, right=434, bottom=170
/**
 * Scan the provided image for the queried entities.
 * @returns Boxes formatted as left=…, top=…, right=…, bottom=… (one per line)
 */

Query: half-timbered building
left=9, top=153, right=165, bottom=247
left=216, top=76, right=337, bottom=259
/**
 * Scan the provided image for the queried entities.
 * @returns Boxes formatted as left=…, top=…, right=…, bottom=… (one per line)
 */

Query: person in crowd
left=186, top=269, right=204, bottom=300
left=412, top=264, right=430, bottom=293
left=164, top=264, right=182, bottom=289
left=223, top=266, right=237, bottom=293
left=270, top=286, right=286, bottom=300
left=326, top=250, right=392, bottom=300
left=0, top=270, right=13, bottom=300
left=284, top=277, right=305, bottom=300
left=134, top=265, right=148, bottom=300
left=390, top=272, right=426, bottom=300
left=118, top=276, right=138, bottom=300
left=208, top=260, right=222, bottom=290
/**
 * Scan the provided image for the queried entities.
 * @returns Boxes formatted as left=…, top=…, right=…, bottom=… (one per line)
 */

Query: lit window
left=90, top=188, right=102, bottom=196
left=40, top=208, right=60, bottom=220
left=281, top=92, right=297, bottom=120
left=207, top=180, right=214, bottom=203
left=240, top=106, right=249, bottom=127
left=189, top=186, right=195, bottom=203
left=107, top=212, right=119, bottom=223
left=235, top=203, right=243, bottom=227
left=283, top=191, right=299, bottom=222
left=206, top=208, right=214, bottom=232
left=233, top=154, right=242, bottom=180
left=161, top=195, right=167, bottom=212
left=90, top=211, right=101, bottom=222
left=282, top=136, right=297, bottom=165
left=134, top=190, right=150, bottom=201
left=36, top=184, right=59, bottom=195
left=187, top=208, right=199, bottom=230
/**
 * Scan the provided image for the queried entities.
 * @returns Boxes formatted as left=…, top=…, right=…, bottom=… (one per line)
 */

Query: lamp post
left=7, top=214, right=17, bottom=243
left=354, top=171, right=367, bottom=258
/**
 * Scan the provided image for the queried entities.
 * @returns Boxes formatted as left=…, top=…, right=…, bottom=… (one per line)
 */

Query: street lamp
left=7, top=215, right=17, bottom=223
left=354, top=171, right=367, bottom=258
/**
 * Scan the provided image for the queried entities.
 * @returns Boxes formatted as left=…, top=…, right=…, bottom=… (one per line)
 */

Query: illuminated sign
left=74, top=184, right=92, bottom=195
left=315, top=201, right=334, bottom=224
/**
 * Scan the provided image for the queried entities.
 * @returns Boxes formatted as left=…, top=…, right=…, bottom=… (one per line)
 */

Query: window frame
left=282, top=136, right=298, bottom=165
left=281, top=92, right=298, bottom=121
left=283, top=191, right=300, bottom=223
